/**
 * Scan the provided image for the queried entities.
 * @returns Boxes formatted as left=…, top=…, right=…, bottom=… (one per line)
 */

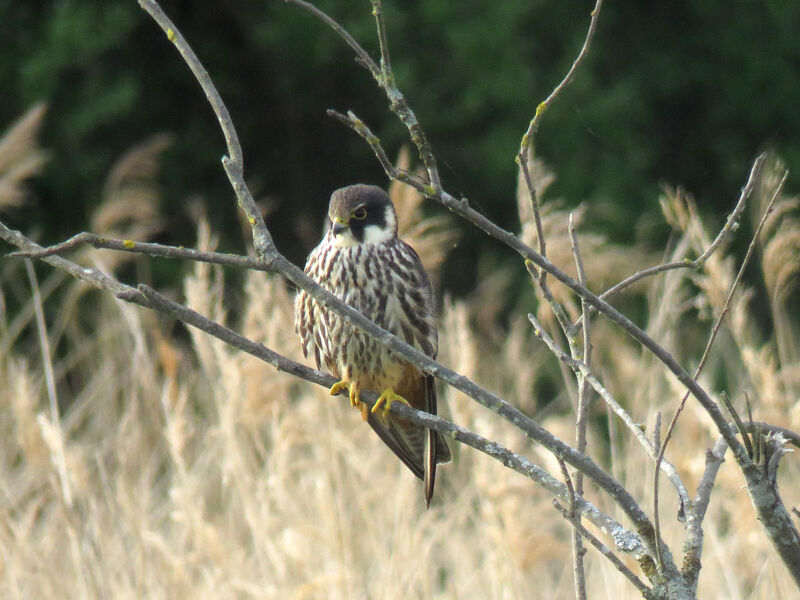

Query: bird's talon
left=329, top=379, right=349, bottom=396
left=359, top=402, right=370, bottom=421
left=372, top=388, right=411, bottom=417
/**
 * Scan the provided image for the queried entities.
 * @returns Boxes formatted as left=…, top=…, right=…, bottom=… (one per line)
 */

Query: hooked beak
left=331, top=216, right=349, bottom=236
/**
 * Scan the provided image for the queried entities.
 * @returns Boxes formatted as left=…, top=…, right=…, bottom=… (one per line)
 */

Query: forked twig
left=575, top=153, right=767, bottom=322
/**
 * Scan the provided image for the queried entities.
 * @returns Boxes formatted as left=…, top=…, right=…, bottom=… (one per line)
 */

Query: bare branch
left=0, top=222, right=141, bottom=299
left=137, top=0, right=273, bottom=257
left=131, top=0, right=798, bottom=585
left=10, top=231, right=271, bottom=271
left=331, top=93, right=746, bottom=465
left=327, top=109, right=426, bottom=190
left=15, top=225, right=662, bottom=560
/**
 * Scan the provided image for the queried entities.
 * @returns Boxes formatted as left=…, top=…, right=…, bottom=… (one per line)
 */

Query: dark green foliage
left=3, top=0, right=800, bottom=285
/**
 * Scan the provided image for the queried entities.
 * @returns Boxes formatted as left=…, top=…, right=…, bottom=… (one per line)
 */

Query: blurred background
left=3, top=2, right=800, bottom=597
left=3, top=0, right=800, bottom=288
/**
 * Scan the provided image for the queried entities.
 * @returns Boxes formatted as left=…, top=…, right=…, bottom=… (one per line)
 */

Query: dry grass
left=1, top=123, right=799, bottom=598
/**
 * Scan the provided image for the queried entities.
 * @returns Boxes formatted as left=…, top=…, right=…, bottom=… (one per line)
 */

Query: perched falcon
left=294, top=184, right=451, bottom=506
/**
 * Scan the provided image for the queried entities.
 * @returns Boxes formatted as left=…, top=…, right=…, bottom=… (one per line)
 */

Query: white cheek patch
left=362, top=224, right=394, bottom=245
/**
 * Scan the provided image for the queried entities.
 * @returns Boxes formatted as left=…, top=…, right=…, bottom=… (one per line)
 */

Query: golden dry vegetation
left=1, top=107, right=799, bottom=598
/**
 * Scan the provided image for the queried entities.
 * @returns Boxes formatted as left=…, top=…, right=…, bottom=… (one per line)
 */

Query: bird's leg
left=372, top=387, right=411, bottom=418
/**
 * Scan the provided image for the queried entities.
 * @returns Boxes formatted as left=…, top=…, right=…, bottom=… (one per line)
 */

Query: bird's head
left=327, top=184, right=398, bottom=247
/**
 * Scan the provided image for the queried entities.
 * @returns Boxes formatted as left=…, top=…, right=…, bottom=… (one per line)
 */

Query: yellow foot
left=371, top=387, right=411, bottom=418
left=330, top=378, right=367, bottom=420
left=329, top=379, right=349, bottom=396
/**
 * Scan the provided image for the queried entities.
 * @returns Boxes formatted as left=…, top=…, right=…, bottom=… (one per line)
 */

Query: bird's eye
left=352, top=207, right=367, bottom=220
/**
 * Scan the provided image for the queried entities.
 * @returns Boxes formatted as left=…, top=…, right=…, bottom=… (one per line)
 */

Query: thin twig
left=518, top=0, right=604, bottom=157
left=569, top=214, right=591, bottom=599
left=366, top=0, right=440, bottom=188
left=558, top=459, right=588, bottom=600
left=0, top=223, right=141, bottom=299
left=720, top=393, right=754, bottom=458
left=516, top=0, right=604, bottom=277
left=370, top=0, right=392, bottom=76
left=137, top=0, right=274, bottom=258
left=553, top=500, right=652, bottom=597
left=293, top=0, right=440, bottom=187
left=10, top=232, right=271, bottom=271
left=520, top=156, right=548, bottom=274
left=577, top=153, right=766, bottom=312
left=285, top=0, right=380, bottom=78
